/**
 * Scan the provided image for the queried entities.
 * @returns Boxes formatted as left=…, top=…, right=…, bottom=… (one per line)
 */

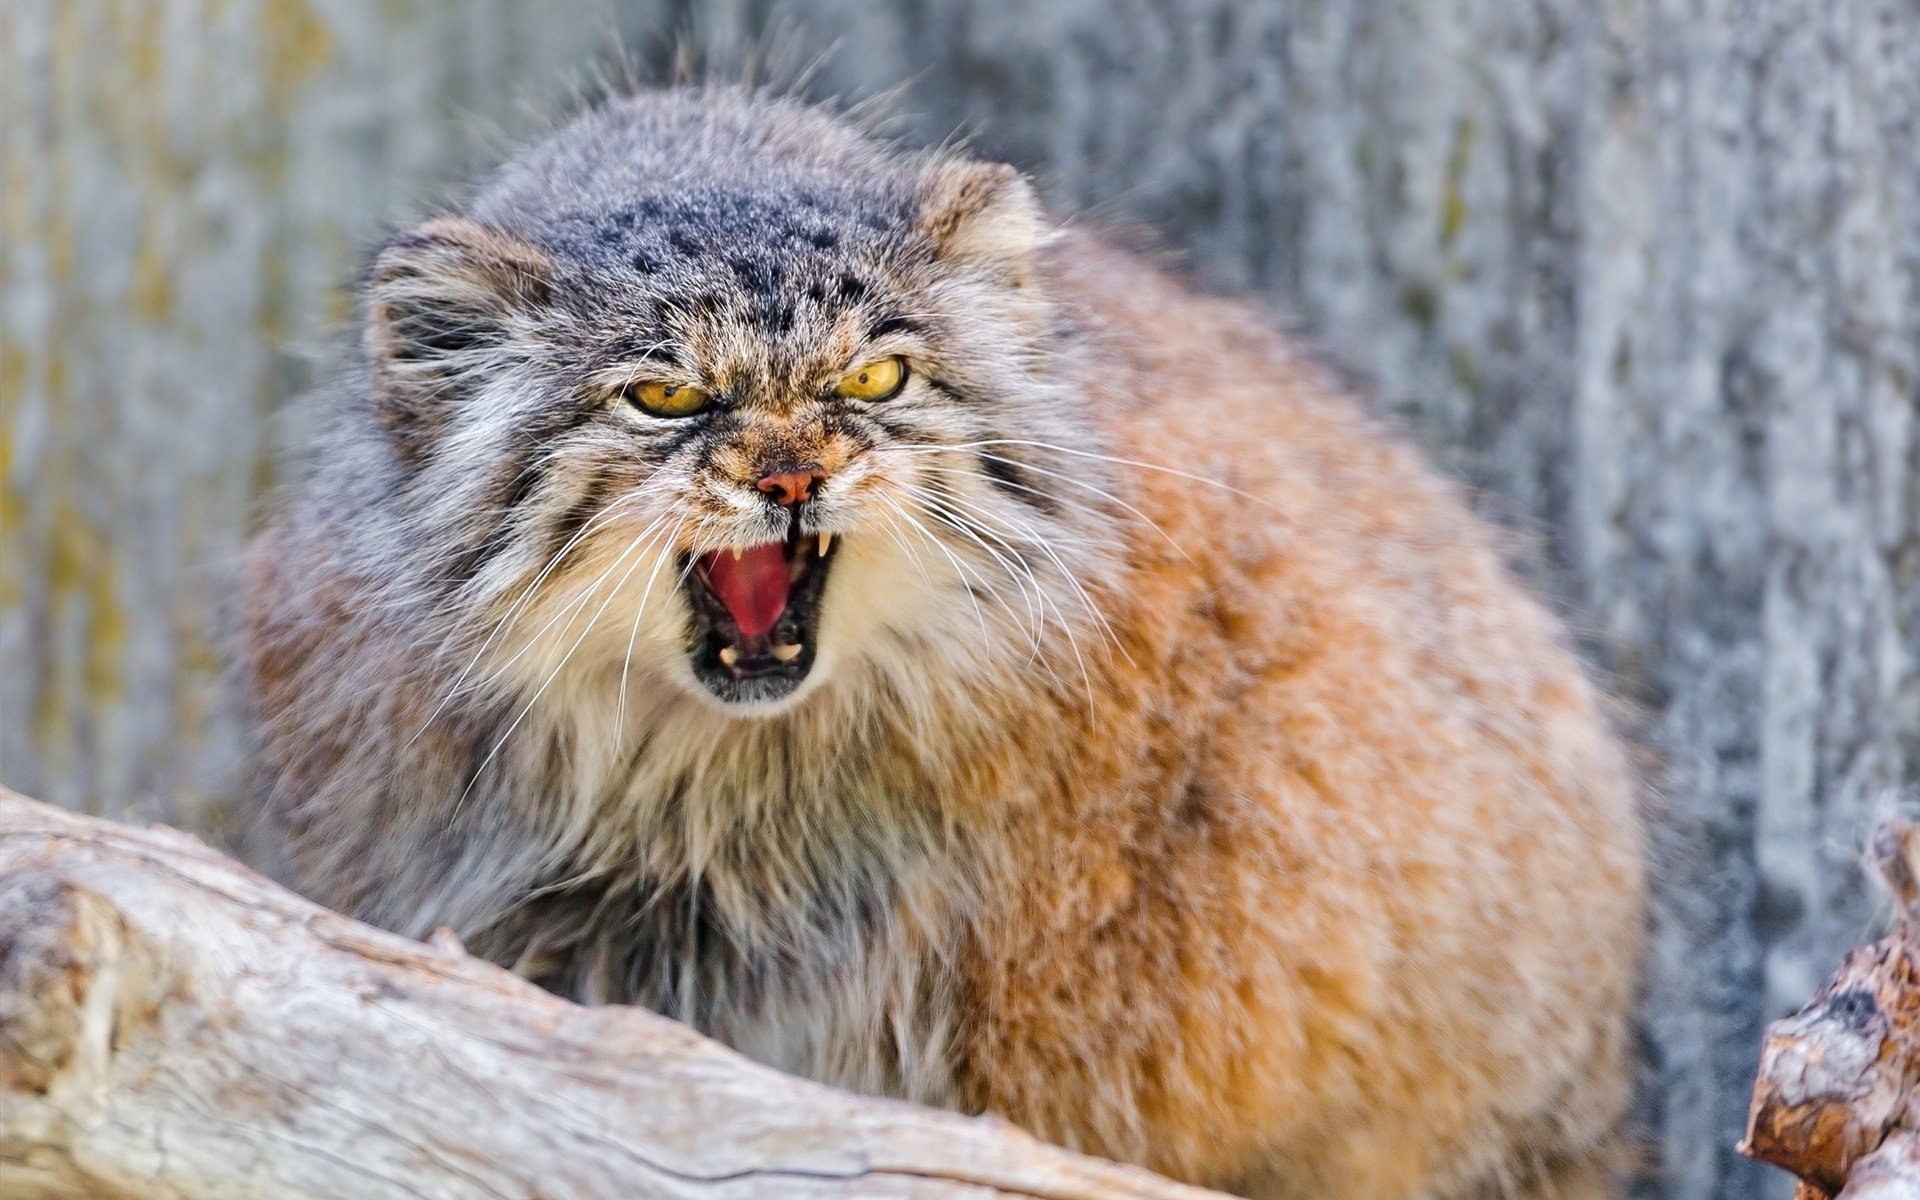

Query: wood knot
left=0, top=872, right=131, bottom=1094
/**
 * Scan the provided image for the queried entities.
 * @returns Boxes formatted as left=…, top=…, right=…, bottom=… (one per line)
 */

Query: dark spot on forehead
left=727, top=253, right=783, bottom=294
left=542, top=181, right=913, bottom=271
left=758, top=298, right=796, bottom=336
left=536, top=183, right=925, bottom=372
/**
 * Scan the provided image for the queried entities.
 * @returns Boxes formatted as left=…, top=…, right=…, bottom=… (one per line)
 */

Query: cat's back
left=1044, top=232, right=1604, bottom=716
left=977, top=236, right=1648, bottom=1198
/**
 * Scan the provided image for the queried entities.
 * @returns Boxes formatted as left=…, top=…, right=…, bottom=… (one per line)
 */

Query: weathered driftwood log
left=1743, top=821, right=1920, bottom=1199
left=0, top=787, right=1221, bottom=1200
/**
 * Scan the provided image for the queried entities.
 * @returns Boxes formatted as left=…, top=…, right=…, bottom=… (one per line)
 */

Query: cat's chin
left=669, top=647, right=834, bottom=717
left=690, top=662, right=814, bottom=710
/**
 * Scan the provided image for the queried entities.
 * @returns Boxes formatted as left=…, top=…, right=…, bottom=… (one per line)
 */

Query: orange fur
left=945, top=241, right=1646, bottom=1197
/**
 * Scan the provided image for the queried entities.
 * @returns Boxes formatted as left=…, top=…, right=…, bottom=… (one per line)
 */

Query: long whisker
left=888, top=474, right=1084, bottom=604
left=885, top=481, right=1095, bottom=711
left=899, top=476, right=1131, bottom=667
left=891, top=444, right=1193, bottom=565
left=516, top=513, right=681, bottom=703
left=473, top=509, right=677, bottom=694
left=884, top=480, right=1052, bottom=646
left=871, top=486, right=1004, bottom=650
left=614, top=512, right=691, bottom=747
left=405, top=488, right=658, bottom=751
left=455, top=519, right=674, bottom=815
left=875, top=488, right=1066, bottom=690
left=935, top=438, right=1280, bottom=511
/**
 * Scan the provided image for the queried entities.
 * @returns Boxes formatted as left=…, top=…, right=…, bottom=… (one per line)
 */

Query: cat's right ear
left=364, top=217, right=553, bottom=458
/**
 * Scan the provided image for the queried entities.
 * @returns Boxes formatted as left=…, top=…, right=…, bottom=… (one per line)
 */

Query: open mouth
left=682, top=523, right=838, bottom=704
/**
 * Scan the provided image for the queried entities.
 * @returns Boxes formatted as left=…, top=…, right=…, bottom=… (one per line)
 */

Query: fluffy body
left=242, top=88, right=1646, bottom=1199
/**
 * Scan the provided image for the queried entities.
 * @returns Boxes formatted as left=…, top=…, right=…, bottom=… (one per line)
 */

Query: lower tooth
left=718, top=646, right=740, bottom=666
left=772, top=642, right=803, bottom=663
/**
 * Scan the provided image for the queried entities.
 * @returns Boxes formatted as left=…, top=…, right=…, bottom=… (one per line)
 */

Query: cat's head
left=362, top=89, right=1116, bottom=715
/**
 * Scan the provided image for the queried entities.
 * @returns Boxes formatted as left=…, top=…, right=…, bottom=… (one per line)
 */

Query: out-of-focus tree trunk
left=8, top=3, right=1920, bottom=1198
left=0, top=0, right=616, bottom=831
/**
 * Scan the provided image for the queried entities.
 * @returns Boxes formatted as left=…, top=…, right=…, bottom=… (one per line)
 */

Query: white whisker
left=615, top=512, right=692, bottom=747
left=891, top=443, right=1194, bottom=565
left=454, top=519, right=674, bottom=815
left=405, top=487, right=659, bottom=751
left=899, top=475, right=1132, bottom=668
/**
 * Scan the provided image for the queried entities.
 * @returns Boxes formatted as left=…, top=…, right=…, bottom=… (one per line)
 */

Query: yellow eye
left=834, top=356, right=908, bottom=402
left=625, top=381, right=710, bottom=418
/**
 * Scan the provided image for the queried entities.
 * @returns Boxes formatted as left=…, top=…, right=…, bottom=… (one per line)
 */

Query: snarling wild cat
left=241, top=87, right=1647, bottom=1199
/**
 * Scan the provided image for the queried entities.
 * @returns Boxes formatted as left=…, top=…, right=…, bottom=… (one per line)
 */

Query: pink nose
left=757, top=465, right=826, bottom=507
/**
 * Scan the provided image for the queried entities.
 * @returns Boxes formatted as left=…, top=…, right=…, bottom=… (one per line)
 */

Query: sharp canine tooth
left=818, top=532, right=833, bottom=557
left=730, top=547, right=742, bottom=561
left=772, top=642, right=803, bottom=662
left=718, top=646, right=740, bottom=666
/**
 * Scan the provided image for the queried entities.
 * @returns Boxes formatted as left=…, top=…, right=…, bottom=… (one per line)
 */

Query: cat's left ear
left=917, top=160, right=1049, bottom=289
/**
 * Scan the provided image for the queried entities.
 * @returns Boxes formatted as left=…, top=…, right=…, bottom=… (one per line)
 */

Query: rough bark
left=1744, top=823, right=1920, bottom=1198
left=1831, top=1135, right=1920, bottom=1200
left=0, top=786, right=1219, bottom=1200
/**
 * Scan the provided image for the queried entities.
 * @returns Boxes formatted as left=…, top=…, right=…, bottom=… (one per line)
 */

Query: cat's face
left=365, top=154, right=1111, bottom=716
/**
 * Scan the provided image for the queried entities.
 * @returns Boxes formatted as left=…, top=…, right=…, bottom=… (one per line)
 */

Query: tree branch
left=0, top=787, right=1222, bottom=1200
left=1743, top=821, right=1920, bottom=1199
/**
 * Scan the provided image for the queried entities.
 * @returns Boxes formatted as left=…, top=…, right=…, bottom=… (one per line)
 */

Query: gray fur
left=242, top=85, right=1112, bottom=1102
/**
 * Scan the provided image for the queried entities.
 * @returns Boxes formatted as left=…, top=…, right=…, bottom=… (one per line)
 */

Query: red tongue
left=699, top=544, right=791, bottom=639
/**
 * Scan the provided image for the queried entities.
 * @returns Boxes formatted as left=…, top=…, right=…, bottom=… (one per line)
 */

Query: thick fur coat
left=241, top=88, right=1647, bottom=1199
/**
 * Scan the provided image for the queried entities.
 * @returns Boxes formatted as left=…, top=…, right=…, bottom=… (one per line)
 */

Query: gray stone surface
left=10, top=2, right=1919, bottom=1196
